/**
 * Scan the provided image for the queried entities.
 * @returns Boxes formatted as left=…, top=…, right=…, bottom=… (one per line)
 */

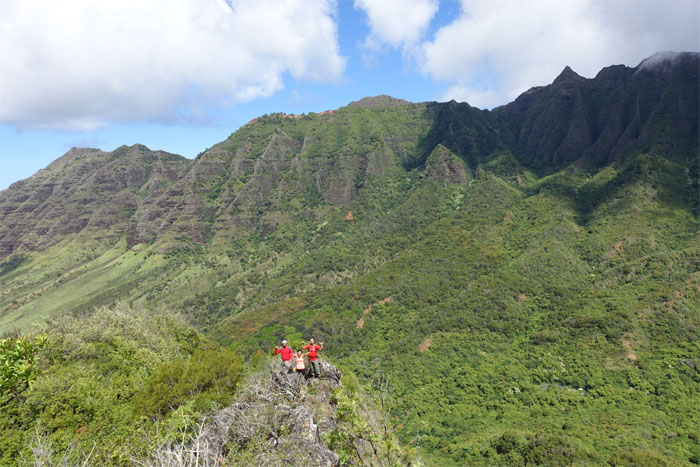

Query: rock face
left=205, top=360, right=342, bottom=466
left=152, top=360, right=364, bottom=466
left=493, top=52, right=699, bottom=167
left=0, top=145, right=190, bottom=256
left=424, top=144, right=472, bottom=187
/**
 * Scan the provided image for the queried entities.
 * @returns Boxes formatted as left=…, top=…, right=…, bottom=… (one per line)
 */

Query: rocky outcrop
left=145, top=360, right=394, bottom=467
left=347, top=95, right=411, bottom=108
left=424, top=144, right=472, bottom=187
left=202, top=360, right=342, bottom=466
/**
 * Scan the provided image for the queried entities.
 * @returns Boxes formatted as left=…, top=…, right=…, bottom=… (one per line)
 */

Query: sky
left=1, top=0, right=698, bottom=190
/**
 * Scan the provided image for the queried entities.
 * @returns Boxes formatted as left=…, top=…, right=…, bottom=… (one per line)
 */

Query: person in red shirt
left=274, top=340, right=294, bottom=374
left=302, top=338, right=324, bottom=378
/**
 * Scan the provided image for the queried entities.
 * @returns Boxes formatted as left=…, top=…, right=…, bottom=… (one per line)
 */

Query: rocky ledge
left=147, top=359, right=391, bottom=466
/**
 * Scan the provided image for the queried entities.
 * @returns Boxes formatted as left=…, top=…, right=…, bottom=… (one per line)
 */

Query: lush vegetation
left=1, top=57, right=698, bottom=465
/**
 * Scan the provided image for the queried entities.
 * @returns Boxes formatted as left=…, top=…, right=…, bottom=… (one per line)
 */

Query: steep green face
left=0, top=53, right=698, bottom=465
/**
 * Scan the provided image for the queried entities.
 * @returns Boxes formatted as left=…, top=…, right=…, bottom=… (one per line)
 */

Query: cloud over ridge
left=418, top=0, right=700, bottom=109
left=0, top=0, right=346, bottom=130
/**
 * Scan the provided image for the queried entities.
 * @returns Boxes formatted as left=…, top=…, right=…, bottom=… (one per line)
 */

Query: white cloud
left=419, top=0, right=700, bottom=108
left=0, top=0, right=346, bottom=130
left=354, top=0, right=438, bottom=50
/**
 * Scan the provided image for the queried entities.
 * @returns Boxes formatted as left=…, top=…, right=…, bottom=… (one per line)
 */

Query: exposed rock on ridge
left=424, top=144, right=472, bottom=187
left=146, top=360, right=397, bottom=466
left=347, top=95, right=411, bottom=108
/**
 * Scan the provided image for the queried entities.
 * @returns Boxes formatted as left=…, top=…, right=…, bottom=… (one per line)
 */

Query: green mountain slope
left=1, top=52, right=699, bottom=465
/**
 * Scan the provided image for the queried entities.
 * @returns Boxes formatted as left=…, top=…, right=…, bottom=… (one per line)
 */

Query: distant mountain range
left=2, top=52, right=696, bottom=259
left=1, top=52, right=698, bottom=465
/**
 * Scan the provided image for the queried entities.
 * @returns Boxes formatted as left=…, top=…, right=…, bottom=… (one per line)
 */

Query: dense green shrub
left=135, top=343, right=244, bottom=417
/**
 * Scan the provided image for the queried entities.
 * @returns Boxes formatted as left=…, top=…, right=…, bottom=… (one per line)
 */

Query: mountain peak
left=46, top=147, right=103, bottom=170
left=553, top=65, right=585, bottom=84
left=346, top=95, right=411, bottom=108
left=636, top=51, right=700, bottom=73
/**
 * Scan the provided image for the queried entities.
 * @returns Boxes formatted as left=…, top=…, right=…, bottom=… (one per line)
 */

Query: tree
left=0, top=333, right=48, bottom=406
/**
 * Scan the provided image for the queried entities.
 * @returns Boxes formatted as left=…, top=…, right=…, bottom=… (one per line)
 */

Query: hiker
left=274, top=339, right=294, bottom=374
left=302, top=339, right=323, bottom=378
left=293, top=349, right=308, bottom=382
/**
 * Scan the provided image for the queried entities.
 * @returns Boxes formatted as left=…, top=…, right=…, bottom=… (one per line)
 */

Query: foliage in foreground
left=0, top=303, right=244, bottom=466
left=0, top=333, right=47, bottom=407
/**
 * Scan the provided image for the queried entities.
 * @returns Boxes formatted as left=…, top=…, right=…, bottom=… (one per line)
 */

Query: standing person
left=302, top=339, right=324, bottom=378
left=293, top=350, right=308, bottom=383
left=274, top=340, right=294, bottom=374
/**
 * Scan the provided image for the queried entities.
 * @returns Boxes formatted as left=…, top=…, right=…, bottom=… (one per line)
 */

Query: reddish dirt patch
left=518, top=293, right=527, bottom=301
left=363, top=297, right=392, bottom=314
left=419, top=337, right=431, bottom=352
left=356, top=317, right=364, bottom=329
left=623, top=338, right=637, bottom=360
left=345, top=211, right=354, bottom=220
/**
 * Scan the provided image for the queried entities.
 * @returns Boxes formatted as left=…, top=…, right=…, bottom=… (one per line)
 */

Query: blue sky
left=1, top=0, right=698, bottom=190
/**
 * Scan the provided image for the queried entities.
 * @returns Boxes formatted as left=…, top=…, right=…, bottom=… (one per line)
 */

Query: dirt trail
left=419, top=337, right=431, bottom=352
left=363, top=296, right=392, bottom=314
left=623, top=338, right=637, bottom=360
